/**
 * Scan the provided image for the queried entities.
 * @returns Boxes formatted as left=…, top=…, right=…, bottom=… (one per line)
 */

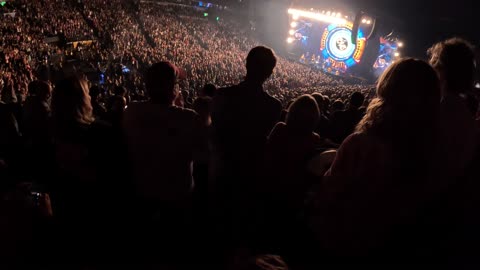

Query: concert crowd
left=1, top=0, right=480, bottom=268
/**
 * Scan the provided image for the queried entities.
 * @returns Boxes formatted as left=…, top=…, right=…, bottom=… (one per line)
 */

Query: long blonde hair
left=52, top=75, right=95, bottom=128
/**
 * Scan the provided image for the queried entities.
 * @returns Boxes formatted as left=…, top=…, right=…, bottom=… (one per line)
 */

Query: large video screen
left=288, top=17, right=366, bottom=75
left=373, top=37, right=399, bottom=77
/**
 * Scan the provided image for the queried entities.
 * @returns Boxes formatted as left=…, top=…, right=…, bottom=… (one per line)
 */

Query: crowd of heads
left=1, top=0, right=480, bottom=268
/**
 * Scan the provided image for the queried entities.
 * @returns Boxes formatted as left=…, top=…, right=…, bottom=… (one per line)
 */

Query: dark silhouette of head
left=246, top=46, right=277, bottom=84
left=349, top=91, right=365, bottom=109
left=357, top=58, right=440, bottom=137
left=89, top=85, right=102, bottom=101
left=332, top=99, right=345, bottom=112
left=428, top=38, right=476, bottom=94
left=52, top=75, right=94, bottom=126
left=28, top=80, right=51, bottom=100
left=193, top=96, right=212, bottom=126
left=114, top=85, right=127, bottom=97
left=201, top=83, right=217, bottom=98
left=145, top=62, right=184, bottom=105
left=311, top=93, right=325, bottom=111
left=286, top=94, right=320, bottom=134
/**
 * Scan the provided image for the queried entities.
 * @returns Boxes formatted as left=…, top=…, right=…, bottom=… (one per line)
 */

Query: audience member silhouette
left=211, top=46, right=282, bottom=244
left=89, top=85, right=107, bottom=120
left=312, top=93, right=330, bottom=138
left=429, top=38, right=478, bottom=182
left=123, top=61, right=205, bottom=207
left=23, top=80, right=53, bottom=181
left=309, top=58, right=442, bottom=263
left=50, top=75, right=127, bottom=261
left=259, top=95, right=322, bottom=247
left=329, top=91, right=366, bottom=143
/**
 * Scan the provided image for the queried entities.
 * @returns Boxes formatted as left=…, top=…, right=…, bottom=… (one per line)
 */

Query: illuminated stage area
left=286, top=8, right=403, bottom=79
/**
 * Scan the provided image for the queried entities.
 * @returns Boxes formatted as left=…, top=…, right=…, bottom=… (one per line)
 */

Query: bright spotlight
left=289, top=29, right=295, bottom=35
left=362, top=19, right=367, bottom=23
left=398, top=42, right=404, bottom=47
left=394, top=52, right=400, bottom=57
left=366, top=20, right=371, bottom=24
left=290, top=22, right=298, bottom=27
left=287, top=37, right=294, bottom=43
left=287, top=8, right=347, bottom=25
left=326, top=11, right=331, bottom=16
left=337, top=13, right=341, bottom=18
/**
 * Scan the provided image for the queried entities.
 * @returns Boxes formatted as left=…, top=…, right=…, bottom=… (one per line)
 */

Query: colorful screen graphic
left=373, top=37, right=398, bottom=76
left=320, top=23, right=366, bottom=75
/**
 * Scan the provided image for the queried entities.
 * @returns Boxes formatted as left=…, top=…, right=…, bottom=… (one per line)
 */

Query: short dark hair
left=202, top=83, right=217, bottom=97
left=28, top=80, right=51, bottom=99
left=350, top=92, right=365, bottom=108
left=428, top=38, right=476, bottom=94
left=114, top=86, right=127, bottom=96
left=145, top=62, right=177, bottom=104
left=246, top=46, right=277, bottom=82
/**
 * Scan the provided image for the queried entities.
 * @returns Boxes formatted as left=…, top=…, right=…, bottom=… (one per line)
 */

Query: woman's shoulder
left=342, top=132, right=371, bottom=146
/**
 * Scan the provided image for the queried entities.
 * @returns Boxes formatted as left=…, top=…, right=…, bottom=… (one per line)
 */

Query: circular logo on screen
left=326, top=28, right=356, bottom=61
left=336, top=37, right=348, bottom=51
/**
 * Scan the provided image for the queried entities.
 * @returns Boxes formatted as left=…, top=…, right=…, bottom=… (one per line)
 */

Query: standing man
left=211, top=46, right=282, bottom=243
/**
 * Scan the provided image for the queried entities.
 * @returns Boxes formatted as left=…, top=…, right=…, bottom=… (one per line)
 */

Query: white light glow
left=287, top=37, right=294, bottom=43
left=337, top=13, right=341, bottom=18
left=394, top=52, right=400, bottom=57
left=398, top=42, right=404, bottom=47
left=366, top=20, right=371, bottom=24
left=289, top=29, right=295, bottom=35
left=362, top=19, right=367, bottom=23
left=290, top=22, right=298, bottom=28
left=292, top=14, right=299, bottom=20
left=288, top=8, right=348, bottom=25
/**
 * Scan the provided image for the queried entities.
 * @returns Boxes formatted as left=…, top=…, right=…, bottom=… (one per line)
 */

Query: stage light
left=394, top=52, right=400, bottom=57
left=337, top=13, right=341, bottom=18
left=366, top=20, right=371, bottom=24
left=287, top=37, right=294, bottom=43
left=362, top=19, right=367, bottom=23
left=326, top=11, right=331, bottom=16
left=290, top=22, right=298, bottom=28
left=398, top=42, right=404, bottom=47
left=289, top=29, right=295, bottom=35
left=287, top=8, right=347, bottom=25
left=332, top=12, right=336, bottom=17
left=293, top=14, right=299, bottom=20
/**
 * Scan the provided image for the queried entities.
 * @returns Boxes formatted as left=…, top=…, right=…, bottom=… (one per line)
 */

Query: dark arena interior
left=1, top=0, right=480, bottom=268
